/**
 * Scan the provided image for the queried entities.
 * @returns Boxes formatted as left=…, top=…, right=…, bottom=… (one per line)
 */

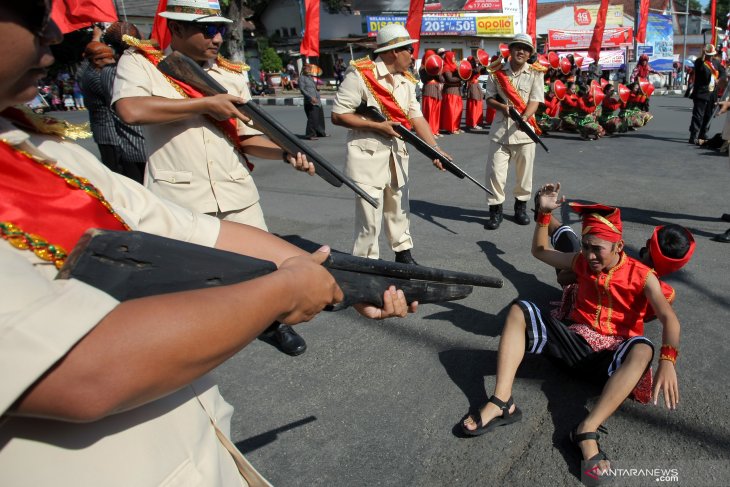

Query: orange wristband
left=659, top=344, right=678, bottom=365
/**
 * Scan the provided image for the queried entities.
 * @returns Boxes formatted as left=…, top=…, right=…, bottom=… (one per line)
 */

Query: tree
left=705, top=0, right=730, bottom=31
left=260, top=47, right=283, bottom=72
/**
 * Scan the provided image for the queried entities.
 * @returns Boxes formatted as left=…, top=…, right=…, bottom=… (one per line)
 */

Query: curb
left=249, top=97, right=336, bottom=106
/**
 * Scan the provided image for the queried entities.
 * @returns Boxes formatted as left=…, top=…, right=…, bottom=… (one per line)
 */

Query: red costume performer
left=418, top=50, right=443, bottom=136
left=439, top=51, right=463, bottom=134
left=465, top=57, right=483, bottom=129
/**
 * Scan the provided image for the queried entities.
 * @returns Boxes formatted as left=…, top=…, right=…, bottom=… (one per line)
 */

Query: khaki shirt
left=112, top=50, right=262, bottom=214
left=332, top=58, right=423, bottom=188
left=484, top=62, right=545, bottom=144
left=0, top=119, right=268, bottom=486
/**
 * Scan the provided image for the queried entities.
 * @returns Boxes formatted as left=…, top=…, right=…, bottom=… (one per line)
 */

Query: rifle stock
left=157, top=52, right=379, bottom=209
left=57, top=230, right=503, bottom=309
left=354, top=104, right=494, bottom=196
left=494, top=95, right=549, bottom=152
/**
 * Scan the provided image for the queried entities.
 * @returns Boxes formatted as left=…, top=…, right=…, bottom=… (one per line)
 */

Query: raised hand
left=537, top=182, right=565, bottom=213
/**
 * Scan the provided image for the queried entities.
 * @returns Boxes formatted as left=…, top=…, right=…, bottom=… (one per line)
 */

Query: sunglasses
left=395, top=45, right=414, bottom=54
left=189, top=22, right=229, bottom=39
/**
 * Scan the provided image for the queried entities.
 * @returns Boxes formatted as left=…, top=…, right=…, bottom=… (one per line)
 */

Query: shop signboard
left=557, top=49, right=626, bottom=70
left=547, top=27, right=633, bottom=50
left=366, top=12, right=515, bottom=37
left=572, top=5, right=624, bottom=27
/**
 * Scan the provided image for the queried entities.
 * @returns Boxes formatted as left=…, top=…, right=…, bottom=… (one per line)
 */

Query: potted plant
left=260, top=47, right=283, bottom=87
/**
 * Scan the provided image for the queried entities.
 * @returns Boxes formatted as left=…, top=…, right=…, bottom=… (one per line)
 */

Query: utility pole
left=682, top=0, right=689, bottom=85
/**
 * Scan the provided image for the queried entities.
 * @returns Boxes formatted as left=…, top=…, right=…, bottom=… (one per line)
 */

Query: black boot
left=485, top=204, right=503, bottom=230
left=514, top=199, right=530, bottom=225
left=395, top=249, right=418, bottom=265
left=262, top=322, right=307, bottom=356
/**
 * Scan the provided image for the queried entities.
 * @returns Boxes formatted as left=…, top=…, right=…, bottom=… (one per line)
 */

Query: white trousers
left=485, top=140, right=535, bottom=206
left=352, top=182, right=413, bottom=259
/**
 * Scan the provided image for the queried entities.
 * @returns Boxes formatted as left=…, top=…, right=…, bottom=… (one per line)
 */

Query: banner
left=300, top=0, right=320, bottom=57
left=526, top=0, right=537, bottom=47
left=547, top=27, right=633, bottom=50
left=557, top=49, right=625, bottom=70
left=150, top=0, right=170, bottom=49
left=463, top=0, right=503, bottom=11
left=635, top=0, right=649, bottom=43
left=367, top=12, right=515, bottom=37
left=572, top=5, right=624, bottom=27
left=406, top=0, right=426, bottom=56
left=587, top=0, right=610, bottom=65
left=51, top=0, right=117, bottom=34
left=642, top=13, right=674, bottom=71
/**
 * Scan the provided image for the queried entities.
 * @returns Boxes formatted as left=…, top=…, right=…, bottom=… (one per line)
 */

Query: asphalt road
left=65, top=96, right=730, bottom=486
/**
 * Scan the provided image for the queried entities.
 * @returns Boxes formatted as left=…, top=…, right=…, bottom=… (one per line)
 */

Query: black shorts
left=515, top=299, right=654, bottom=381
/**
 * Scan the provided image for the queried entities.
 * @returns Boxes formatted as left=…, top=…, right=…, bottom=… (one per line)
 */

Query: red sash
left=492, top=68, right=542, bottom=135
left=0, top=140, right=129, bottom=268
left=352, top=58, right=413, bottom=130
left=126, top=37, right=254, bottom=170
left=705, top=59, right=719, bottom=79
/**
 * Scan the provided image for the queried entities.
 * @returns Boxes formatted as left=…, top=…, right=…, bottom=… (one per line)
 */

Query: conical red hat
left=590, top=85, right=605, bottom=106
left=600, top=78, right=609, bottom=89
left=458, top=59, right=473, bottom=80
left=476, top=48, right=490, bottom=66
left=548, top=51, right=560, bottom=68
left=639, top=79, right=655, bottom=96
left=560, top=57, right=572, bottom=75
left=537, top=54, right=550, bottom=68
left=424, top=54, right=444, bottom=76
left=499, top=43, right=510, bottom=58
left=590, top=79, right=600, bottom=89
left=573, top=54, right=584, bottom=68
left=617, top=83, right=630, bottom=103
left=553, top=80, right=567, bottom=100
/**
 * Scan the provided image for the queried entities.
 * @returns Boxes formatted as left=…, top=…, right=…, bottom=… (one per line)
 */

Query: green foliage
left=706, top=0, right=730, bottom=28
left=260, top=47, right=283, bottom=72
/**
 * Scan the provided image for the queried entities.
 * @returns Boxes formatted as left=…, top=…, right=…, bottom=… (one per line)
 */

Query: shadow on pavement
left=410, top=199, right=489, bottom=233
left=235, top=416, right=317, bottom=455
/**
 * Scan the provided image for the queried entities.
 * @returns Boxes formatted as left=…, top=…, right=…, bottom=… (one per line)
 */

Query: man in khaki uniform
left=113, top=0, right=316, bottom=355
left=483, top=33, right=545, bottom=230
left=332, top=24, right=442, bottom=264
left=0, top=3, right=414, bottom=485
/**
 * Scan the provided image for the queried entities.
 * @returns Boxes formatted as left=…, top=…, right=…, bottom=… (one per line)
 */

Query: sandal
left=461, top=395, right=522, bottom=437
left=570, top=425, right=611, bottom=483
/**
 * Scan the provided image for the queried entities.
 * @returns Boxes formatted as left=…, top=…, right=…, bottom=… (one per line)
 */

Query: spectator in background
left=72, top=78, right=85, bottom=109
left=630, top=54, right=658, bottom=83
left=689, top=44, right=724, bottom=145
left=334, top=57, right=346, bottom=87
left=101, top=21, right=148, bottom=182
left=299, top=63, right=327, bottom=140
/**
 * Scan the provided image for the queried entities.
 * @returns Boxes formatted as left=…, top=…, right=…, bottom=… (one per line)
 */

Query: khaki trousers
left=352, top=182, right=413, bottom=259
left=485, top=140, right=535, bottom=206
left=209, top=202, right=268, bottom=231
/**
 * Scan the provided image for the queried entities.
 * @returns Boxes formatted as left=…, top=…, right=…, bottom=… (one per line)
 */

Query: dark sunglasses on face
left=395, top=45, right=414, bottom=54
left=190, top=23, right=228, bottom=38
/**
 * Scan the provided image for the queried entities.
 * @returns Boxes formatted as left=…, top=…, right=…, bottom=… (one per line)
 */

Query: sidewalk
left=249, top=91, right=337, bottom=106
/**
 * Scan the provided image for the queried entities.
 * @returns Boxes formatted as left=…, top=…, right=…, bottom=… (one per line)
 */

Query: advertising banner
left=572, top=5, right=624, bottom=27
left=548, top=27, right=633, bottom=50
left=463, top=0, right=503, bottom=11
left=644, top=13, right=674, bottom=71
left=557, top=49, right=625, bottom=70
left=367, top=12, right=515, bottom=37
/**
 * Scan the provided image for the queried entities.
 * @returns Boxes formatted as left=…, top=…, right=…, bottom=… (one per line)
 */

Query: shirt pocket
left=159, top=459, right=205, bottom=487
left=350, top=138, right=379, bottom=155
left=227, top=165, right=251, bottom=181
left=152, top=170, right=193, bottom=184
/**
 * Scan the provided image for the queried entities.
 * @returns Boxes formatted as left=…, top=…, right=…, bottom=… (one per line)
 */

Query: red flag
left=710, top=0, right=717, bottom=46
left=636, top=0, right=650, bottom=43
left=300, top=0, right=320, bottom=57
left=51, top=0, right=117, bottom=34
left=526, top=0, right=537, bottom=48
left=406, top=0, right=425, bottom=58
left=587, top=0, right=609, bottom=67
left=150, top=0, right=171, bottom=49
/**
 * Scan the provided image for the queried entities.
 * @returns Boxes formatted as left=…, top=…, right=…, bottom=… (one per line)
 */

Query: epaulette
left=123, top=35, right=164, bottom=61
left=351, top=56, right=375, bottom=70
left=216, top=55, right=250, bottom=74
left=403, top=71, right=418, bottom=84
left=3, top=106, right=91, bottom=140
left=530, top=62, right=548, bottom=73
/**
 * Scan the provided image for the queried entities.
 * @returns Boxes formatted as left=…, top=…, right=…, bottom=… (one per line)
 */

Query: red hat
left=639, top=79, right=655, bottom=97
left=458, top=59, right=473, bottom=80
left=573, top=54, right=584, bottom=68
left=422, top=49, right=436, bottom=62
left=590, top=84, right=605, bottom=106
left=647, top=226, right=696, bottom=277
left=560, top=57, right=572, bottom=75
left=617, top=83, right=630, bottom=103
left=537, top=54, right=550, bottom=68
left=499, top=43, right=510, bottom=58
left=424, top=54, right=444, bottom=75
left=569, top=202, right=623, bottom=243
left=476, top=48, right=490, bottom=66
left=600, top=78, right=609, bottom=89
left=553, top=80, right=567, bottom=100
left=548, top=51, right=560, bottom=69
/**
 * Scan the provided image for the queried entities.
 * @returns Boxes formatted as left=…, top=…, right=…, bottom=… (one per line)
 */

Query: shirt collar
left=504, top=61, right=529, bottom=76
left=374, top=57, right=404, bottom=84
left=0, top=117, right=31, bottom=146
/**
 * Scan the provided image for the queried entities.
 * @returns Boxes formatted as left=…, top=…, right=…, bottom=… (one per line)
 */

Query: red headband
left=648, top=225, right=696, bottom=276
left=570, top=202, right=623, bottom=243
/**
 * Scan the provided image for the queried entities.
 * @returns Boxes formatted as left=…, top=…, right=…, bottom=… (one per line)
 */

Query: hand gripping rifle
left=493, top=95, right=549, bottom=153
left=354, top=103, right=494, bottom=196
left=57, top=230, right=503, bottom=310
left=157, top=51, right=378, bottom=209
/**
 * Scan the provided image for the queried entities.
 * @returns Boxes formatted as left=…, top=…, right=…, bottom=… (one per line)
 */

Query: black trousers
left=304, top=102, right=326, bottom=137
left=98, top=144, right=142, bottom=183
left=689, top=95, right=715, bottom=140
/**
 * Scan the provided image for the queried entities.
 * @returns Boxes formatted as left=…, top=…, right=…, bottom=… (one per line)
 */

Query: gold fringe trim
left=216, top=55, right=250, bottom=73
left=11, top=106, right=91, bottom=140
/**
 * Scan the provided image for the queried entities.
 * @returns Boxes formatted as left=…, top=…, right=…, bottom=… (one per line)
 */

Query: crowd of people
left=0, top=0, right=719, bottom=485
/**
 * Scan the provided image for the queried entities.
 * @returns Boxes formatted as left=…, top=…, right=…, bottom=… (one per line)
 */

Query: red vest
left=569, top=252, right=655, bottom=338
